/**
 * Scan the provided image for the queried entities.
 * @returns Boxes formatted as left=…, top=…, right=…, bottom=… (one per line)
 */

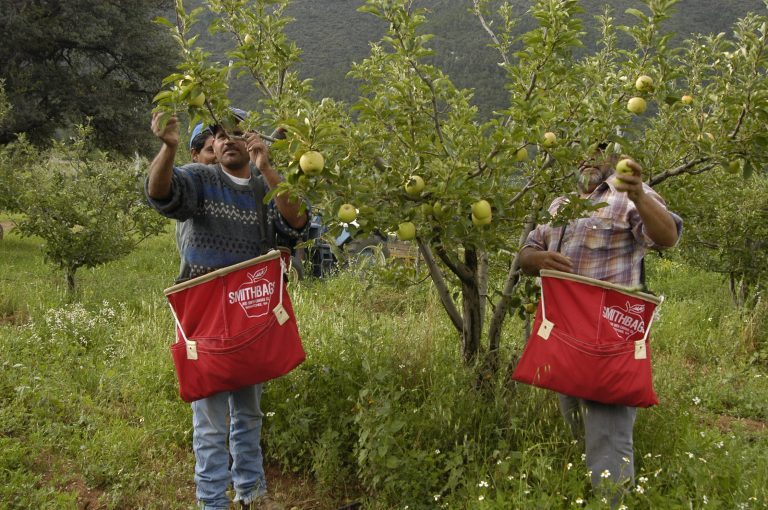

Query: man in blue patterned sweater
left=147, top=110, right=308, bottom=510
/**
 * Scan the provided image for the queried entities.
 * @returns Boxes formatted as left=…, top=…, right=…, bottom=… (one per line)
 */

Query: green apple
left=615, top=158, right=635, bottom=177
left=627, top=97, right=647, bottom=115
left=681, top=95, right=694, bottom=105
left=471, top=199, right=492, bottom=220
left=404, top=175, right=425, bottom=196
left=397, top=221, right=416, bottom=241
left=726, top=160, right=741, bottom=174
left=299, top=151, right=324, bottom=175
left=189, top=92, right=205, bottom=108
left=635, top=75, right=654, bottom=92
left=432, top=201, right=446, bottom=220
left=541, top=132, right=557, bottom=147
left=471, top=213, right=492, bottom=227
left=244, top=34, right=255, bottom=45
left=337, top=203, right=357, bottom=223
left=515, top=147, right=529, bottom=162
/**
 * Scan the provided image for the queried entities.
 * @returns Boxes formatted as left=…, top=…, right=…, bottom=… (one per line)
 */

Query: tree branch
left=417, top=237, right=463, bottom=333
left=435, top=243, right=473, bottom=284
left=648, top=158, right=713, bottom=187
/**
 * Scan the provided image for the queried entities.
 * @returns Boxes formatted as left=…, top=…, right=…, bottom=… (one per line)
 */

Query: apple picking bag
left=164, top=249, right=305, bottom=402
left=512, top=270, right=663, bottom=408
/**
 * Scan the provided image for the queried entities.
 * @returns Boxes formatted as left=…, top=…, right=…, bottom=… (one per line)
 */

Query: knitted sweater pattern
left=146, top=163, right=306, bottom=281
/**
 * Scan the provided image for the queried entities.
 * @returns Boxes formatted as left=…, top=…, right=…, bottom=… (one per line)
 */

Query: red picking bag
left=511, top=270, right=663, bottom=408
left=164, top=249, right=305, bottom=402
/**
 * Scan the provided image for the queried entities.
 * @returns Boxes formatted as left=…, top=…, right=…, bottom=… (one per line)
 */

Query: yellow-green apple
left=627, top=97, right=647, bottom=114
left=404, top=175, right=425, bottom=196
left=299, top=151, right=324, bottom=175
left=432, top=201, right=446, bottom=220
left=726, top=160, right=741, bottom=174
left=615, top=158, right=635, bottom=176
left=542, top=132, right=557, bottom=147
left=397, top=221, right=416, bottom=240
left=635, top=75, right=654, bottom=92
left=471, top=214, right=492, bottom=227
left=189, top=92, right=205, bottom=108
left=471, top=199, right=492, bottom=220
left=515, top=147, right=529, bottom=162
left=244, top=34, right=255, bottom=45
left=337, top=203, right=357, bottom=223
left=681, top=95, right=694, bottom=105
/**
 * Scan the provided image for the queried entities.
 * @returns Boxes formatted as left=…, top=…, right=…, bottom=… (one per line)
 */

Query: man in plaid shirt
left=519, top=144, right=683, bottom=503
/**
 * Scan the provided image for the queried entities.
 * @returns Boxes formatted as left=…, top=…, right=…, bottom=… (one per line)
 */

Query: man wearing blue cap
left=147, top=109, right=308, bottom=510
left=189, top=123, right=216, bottom=165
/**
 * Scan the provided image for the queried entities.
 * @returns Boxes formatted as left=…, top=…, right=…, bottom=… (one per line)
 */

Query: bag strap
left=248, top=171, right=276, bottom=255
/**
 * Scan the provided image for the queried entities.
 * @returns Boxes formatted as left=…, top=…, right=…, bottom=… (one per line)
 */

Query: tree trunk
left=477, top=251, right=489, bottom=334
left=461, top=248, right=482, bottom=363
left=65, top=268, right=76, bottom=295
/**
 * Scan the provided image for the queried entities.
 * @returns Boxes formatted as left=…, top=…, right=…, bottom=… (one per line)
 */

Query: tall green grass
left=0, top=226, right=765, bottom=509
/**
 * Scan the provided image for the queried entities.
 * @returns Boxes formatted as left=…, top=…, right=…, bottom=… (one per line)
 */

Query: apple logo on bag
left=602, top=301, right=646, bottom=341
left=228, top=267, right=276, bottom=318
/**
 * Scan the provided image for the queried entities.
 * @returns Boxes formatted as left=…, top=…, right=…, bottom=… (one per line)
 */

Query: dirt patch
left=0, top=220, right=15, bottom=239
left=265, top=464, right=362, bottom=510
left=713, top=415, right=767, bottom=435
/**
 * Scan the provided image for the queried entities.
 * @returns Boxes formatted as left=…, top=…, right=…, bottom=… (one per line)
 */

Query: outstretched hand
left=151, top=111, right=180, bottom=148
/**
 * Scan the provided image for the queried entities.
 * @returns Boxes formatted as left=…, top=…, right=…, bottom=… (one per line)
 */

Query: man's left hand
left=245, top=133, right=270, bottom=172
left=614, top=157, right=646, bottom=203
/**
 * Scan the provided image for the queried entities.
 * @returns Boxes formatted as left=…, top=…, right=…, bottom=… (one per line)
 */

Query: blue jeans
left=559, top=394, right=636, bottom=507
left=192, top=384, right=267, bottom=509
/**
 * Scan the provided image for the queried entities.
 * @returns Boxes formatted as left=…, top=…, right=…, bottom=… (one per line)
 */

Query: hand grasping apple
left=613, top=156, right=646, bottom=203
left=151, top=111, right=180, bottom=148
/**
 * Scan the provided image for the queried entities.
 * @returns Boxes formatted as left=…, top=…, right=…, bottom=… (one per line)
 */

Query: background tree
left=11, top=123, right=168, bottom=294
left=155, top=0, right=768, bottom=374
left=0, top=0, right=177, bottom=156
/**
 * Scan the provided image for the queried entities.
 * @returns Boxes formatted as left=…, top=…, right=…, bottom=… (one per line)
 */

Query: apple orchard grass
left=0, top=228, right=766, bottom=508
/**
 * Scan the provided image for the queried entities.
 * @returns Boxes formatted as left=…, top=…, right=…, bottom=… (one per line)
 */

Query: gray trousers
left=559, top=394, right=636, bottom=500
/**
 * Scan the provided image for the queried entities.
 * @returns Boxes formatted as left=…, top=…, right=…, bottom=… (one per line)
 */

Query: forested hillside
left=190, top=0, right=766, bottom=118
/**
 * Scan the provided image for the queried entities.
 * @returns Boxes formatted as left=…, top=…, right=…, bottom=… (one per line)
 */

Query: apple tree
left=153, top=0, right=768, bottom=370
left=11, top=123, right=167, bottom=294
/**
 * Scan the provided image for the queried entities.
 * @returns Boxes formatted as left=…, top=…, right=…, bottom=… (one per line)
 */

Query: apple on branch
left=471, top=199, right=492, bottom=221
left=471, top=214, right=492, bottom=227
left=299, top=151, right=324, bottom=175
left=627, top=97, right=647, bottom=115
left=635, top=75, right=654, bottom=92
left=397, top=221, right=416, bottom=241
left=189, top=92, right=205, bottom=108
left=337, top=203, right=357, bottom=223
left=404, top=175, right=425, bottom=196
left=541, top=132, right=557, bottom=147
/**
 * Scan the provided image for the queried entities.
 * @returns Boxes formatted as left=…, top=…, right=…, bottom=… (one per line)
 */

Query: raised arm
left=147, top=111, right=180, bottom=201
left=245, top=133, right=308, bottom=229
left=614, top=159, right=679, bottom=248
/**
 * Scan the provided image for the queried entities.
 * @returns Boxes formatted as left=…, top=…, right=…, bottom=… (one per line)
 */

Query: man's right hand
left=151, top=111, right=180, bottom=148
left=519, top=247, right=574, bottom=275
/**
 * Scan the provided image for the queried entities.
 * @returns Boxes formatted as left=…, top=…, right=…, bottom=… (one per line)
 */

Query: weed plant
left=0, top=227, right=766, bottom=508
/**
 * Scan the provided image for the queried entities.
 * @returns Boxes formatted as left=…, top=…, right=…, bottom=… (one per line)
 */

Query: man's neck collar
left=220, top=164, right=251, bottom=179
